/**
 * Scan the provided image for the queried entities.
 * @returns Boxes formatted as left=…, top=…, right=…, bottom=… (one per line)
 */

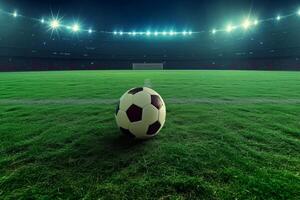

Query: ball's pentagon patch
left=119, top=93, right=133, bottom=111
left=142, top=104, right=159, bottom=125
left=120, top=127, right=135, bottom=138
left=129, top=121, right=149, bottom=139
left=147, top=121, right=161, bottom=135
left=151, top=95, right=163, bottom=109
left=128, top=87, right=143, bottom=95
left=132, top=91, right=151, bottom=108
left=143, top=87, right=159, bottom=95
left=116, top=110, right=131, bottom=129
left=158, top=106, right=166, bottom=125
left=126, top=104, right=143, bottom=122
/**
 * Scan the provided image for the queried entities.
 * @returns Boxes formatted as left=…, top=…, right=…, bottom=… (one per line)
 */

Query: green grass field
left=0, top=70, right=300, bottom=200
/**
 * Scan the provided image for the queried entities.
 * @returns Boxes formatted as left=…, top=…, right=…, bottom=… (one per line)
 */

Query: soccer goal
left=132, top=63, right=164, bottom=70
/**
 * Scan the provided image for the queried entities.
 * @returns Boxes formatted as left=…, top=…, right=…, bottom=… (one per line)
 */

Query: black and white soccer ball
left=115, top=87, right=166, bottom=139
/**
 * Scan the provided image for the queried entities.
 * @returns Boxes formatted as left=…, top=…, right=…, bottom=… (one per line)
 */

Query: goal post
left=132, top=63, right=164, bottom=70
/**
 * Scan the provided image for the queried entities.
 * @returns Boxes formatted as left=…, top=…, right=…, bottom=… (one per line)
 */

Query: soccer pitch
left=0, top=70, right=300, bottom=199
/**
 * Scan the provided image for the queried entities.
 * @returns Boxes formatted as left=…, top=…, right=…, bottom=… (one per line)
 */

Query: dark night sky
left=1, top=0, right=300, bottom=31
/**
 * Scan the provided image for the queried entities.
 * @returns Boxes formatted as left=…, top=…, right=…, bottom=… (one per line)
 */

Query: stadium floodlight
left=132, top=31, right=136, bottom=36
left=50, top=19, right=60, bottom=29
left=13, top=11, right=18, bottom=18
left=242, top=19, right=251, bottom=30
left=162, top=31, right=167, bottom=36
left=226, top=24, right=234, bottom=32
left=40, top=18, right=45, bottom=24
left=113, top=31, right=117, bottom=35
left=88, top=29, right=93, bottom=34
left=188, top=31, right=192, bottom=35
left=146, top=31, right=151, bottom=36
left=276, top=15, right=281, bottom=21
left=154, top=31, right=158, bottom=36
left=169, top=30, right=174, bottom=36
left=119, top=31, right=123, bottom=35
left=71, top=23, right=80, bottom=32
left=212, top=29, right=216, bottom=34
left=182, top=31, right=187, bottom=35
left=298, top=9, right=300, bottom=16
left=253, top=19, right=258, bottom=25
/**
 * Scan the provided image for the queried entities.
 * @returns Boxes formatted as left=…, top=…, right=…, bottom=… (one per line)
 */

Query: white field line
left=1, top=98, right=300, bottom=105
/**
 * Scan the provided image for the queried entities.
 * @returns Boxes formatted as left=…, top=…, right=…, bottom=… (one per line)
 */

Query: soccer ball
left=115, top=87, right=166, bottom=139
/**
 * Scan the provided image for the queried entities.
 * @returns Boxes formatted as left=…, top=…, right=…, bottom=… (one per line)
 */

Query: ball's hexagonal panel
left=129, top=121, right=149, bottom=139
left=151, top=95, right=163, bottom=109
left=126, top=104, right=143, bottom=122
left=142, top=104, right=159, bottom=125
left=119, top=93, right=133, bottom=111
left=158, top=106, right=166, bottom=125
left=147, top=121, right=161, bottom=135
left=143, top=87, right=159, bottom=95
left=115, top=110, right=131, bottom=129
left=132, top=91, right=151, bottom=108
left=128, top=87, right=143, bottom=95
left=120, top=127, right=135, bottom=138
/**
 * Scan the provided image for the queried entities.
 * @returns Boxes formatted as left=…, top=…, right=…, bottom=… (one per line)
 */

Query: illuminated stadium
left=1, top=2, right=300, bottom=70
left=0, top=1, right=300, bottom=199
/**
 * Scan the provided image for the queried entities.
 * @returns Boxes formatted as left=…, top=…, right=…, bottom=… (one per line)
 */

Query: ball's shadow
left=109, top=134, right=146, bottom=150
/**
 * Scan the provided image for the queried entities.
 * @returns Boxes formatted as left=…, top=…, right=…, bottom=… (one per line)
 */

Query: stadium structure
left=1, top=6, right=300, bottom=71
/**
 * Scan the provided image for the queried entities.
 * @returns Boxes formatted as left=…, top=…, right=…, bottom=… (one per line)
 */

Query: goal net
left=132, top=63, right=164, bottom=70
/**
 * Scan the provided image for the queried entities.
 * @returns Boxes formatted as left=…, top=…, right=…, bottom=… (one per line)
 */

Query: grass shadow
left=108, top=134, right=147, bottom=151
